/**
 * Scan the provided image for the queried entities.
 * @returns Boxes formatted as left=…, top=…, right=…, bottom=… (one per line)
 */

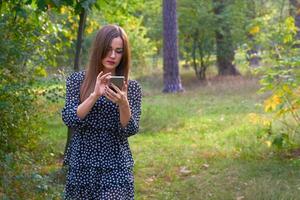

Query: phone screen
left=110, top=76, right=124, bottom=90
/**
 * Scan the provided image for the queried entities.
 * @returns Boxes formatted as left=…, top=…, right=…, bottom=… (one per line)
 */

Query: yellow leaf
left=264, top=95, right=282, bottom=112
left=86, top=26, right=94, bottom=34
left=262, top=118, right=271, bottom=126
left=60, top=6, right=67, bottom=14
left=283, top=34, right=293, bottom=44
left=249, top=26, right=260, bottom=35
left=34, top=67, right=47, bottom=77
left=248, top=113, right=260, bottom=124
left=274, top=95, right=282, bottom=104
left=265, top=140, right=272, bottom=147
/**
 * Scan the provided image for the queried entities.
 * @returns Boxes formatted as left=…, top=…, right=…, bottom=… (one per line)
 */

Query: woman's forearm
left=77, top=93, right=99, bottom=119
left=119, top=100, right=131, bottom=127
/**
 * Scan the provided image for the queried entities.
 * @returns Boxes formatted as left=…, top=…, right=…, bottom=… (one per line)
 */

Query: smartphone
left=110, top=75, right=125, bottom=90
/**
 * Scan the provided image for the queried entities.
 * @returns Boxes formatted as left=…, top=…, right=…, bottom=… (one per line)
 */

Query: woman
left=62, top=24, right=142, bottom=200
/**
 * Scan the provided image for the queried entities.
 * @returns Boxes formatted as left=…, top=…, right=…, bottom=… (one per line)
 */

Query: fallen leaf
left=202, top=163, right=210, bottom=169
left=179, top=166, right=191, bottom=174
left=145, top=176, right=155, bottom=184
left=236, top=196, right=244, bottom=200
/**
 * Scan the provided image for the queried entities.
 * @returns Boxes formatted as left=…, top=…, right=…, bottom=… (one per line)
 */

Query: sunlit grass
left=30, top=69, right=300, bottom=199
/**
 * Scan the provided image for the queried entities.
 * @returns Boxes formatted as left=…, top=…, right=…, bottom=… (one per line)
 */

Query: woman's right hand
left=91, top=71, right=111, bottom=98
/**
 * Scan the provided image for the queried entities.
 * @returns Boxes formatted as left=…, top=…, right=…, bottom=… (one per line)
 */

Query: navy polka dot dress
left=61, top=71, right=142, bottom=200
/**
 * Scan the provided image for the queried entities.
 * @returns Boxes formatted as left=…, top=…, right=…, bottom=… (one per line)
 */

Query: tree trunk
left=162, top=0, right=184, bottom=92
left=64, top=8, right=87, bottom=161
left=198, top=44, right=207, bottom=80
left=192, top=33, right=198, bottom=78
left=290, top=0, right=300, bottom=40
left=213, top=0, right=240, bottom=76
left=74, top=8, right=87, bottom=72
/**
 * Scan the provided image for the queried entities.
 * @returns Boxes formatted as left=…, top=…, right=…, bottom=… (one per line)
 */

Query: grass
left=24, top=70, right=300, bottom=199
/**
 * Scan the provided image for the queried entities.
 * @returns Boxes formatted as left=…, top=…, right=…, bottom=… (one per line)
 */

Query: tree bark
left=74, top=8, right=87, bottom=72
left=162, top=0, right=184, bottom=92
left=290, top=0, right=300, bottom=40
left=213, top=0, right=240, bottom=76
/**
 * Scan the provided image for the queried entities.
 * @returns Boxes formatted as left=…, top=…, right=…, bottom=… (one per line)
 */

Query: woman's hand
left=92, top=71, right=111, bottom=98
left=105, top=80, right=129, bottom=107
left=106, top=81, right=131, bottom=127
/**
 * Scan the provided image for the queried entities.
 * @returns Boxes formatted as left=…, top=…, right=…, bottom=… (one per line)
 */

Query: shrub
left=257, top=17, right=300, bottom=149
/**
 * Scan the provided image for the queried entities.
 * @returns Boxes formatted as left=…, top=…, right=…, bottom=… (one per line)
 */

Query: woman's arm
left=76, top=92, right=99, bottom=119
left=77, top=72, right=111, bottom=119
left=62, top=72, right=88, bottom=128
left=105, top=81, right=142, bottom=137
left=118, top=98, right=131, bottom=128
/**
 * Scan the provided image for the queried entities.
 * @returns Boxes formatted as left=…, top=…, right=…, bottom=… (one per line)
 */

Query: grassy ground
left=39, top=70, right=300, bottom=200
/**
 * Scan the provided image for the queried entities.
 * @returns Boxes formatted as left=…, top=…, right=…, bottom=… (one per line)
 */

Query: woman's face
left=102, top=36, right=124, bottom=74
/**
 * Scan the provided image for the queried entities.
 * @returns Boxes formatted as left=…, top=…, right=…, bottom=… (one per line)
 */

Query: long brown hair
left=80, top=24, right=131, bottom=102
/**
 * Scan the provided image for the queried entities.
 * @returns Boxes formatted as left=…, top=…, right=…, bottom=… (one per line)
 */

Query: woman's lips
left=107, top=60, right=115, bottom=65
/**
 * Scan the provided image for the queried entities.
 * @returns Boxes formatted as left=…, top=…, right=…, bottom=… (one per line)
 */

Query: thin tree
left=74, top=8, right=87, bottom=72
left=162, top=0, right=184, bottom=92
left=246, top=0, right=261, bottom=67
left=65, top=3, right=90, bottom=158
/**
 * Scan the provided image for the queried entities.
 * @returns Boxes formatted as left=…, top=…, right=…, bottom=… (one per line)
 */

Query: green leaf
left=36, top=0, right=48, bottom=11
left=272, top=135, right=283, bottom=148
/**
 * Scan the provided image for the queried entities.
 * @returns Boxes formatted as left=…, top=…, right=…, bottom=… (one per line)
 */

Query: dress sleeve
left=118, top=80, right=142, bottom=138
left=61, top=73, right=89, bottom=129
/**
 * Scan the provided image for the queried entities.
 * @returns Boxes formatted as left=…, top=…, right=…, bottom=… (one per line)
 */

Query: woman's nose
left=110, top=50, right=116, bottom=58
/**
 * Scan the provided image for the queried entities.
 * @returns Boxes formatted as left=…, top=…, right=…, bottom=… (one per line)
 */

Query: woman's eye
left=115, top=49, right=124, bottom=54
left=107, top=48, right=124, bottom=55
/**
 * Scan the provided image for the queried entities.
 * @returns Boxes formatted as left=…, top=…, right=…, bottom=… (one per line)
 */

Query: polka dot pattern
left=61, top=71, right=142, bottom=199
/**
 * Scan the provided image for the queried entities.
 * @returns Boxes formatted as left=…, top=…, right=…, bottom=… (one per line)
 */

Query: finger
left=105, top=86, right=118, bottom=97
left=98, top=74, right=111, bottom=86
left=122, top=81, right=128, bottom=92
left=105, top=89, right=118, bottom=102
left=99, top=72, right=111, bottom=81
left=121, top=80, right=126, bottom=91
left=106, top=86, right=122, bottom=101
left=110, top=83, right=121, bottom=93
left=97, top=71, right=103, bottom=79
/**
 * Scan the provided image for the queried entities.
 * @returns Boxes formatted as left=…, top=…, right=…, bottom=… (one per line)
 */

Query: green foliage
left=0, top=70, right=42, bottom=158
left=1, top=153, right=64, bottom=199
left=87, top=1, right=157, bottom=75
left=177, top=0, right=251, bottom=78
left=35, top=71, right=67, bottom=104
left=137, top=0, right=162, bottom=54
left=255, top=15, right=300, bottom=149
left=0, top=1, right=64, bottom=158
left=178, top=0, right=215, bottom=79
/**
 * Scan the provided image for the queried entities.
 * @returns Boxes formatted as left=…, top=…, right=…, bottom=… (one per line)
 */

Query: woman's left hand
left=105, top=81, right=129, bottom=107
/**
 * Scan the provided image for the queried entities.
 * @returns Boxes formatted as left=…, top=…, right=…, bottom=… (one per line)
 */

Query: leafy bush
left=0, top=1, right=69, bottom=158
left=0, top=70, right=42, bottom=158
left=256, top=16, right=300, bottom=149
left=0, top=2, right=42, bottom=159
left=1, top=153, right=64, bottom=199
